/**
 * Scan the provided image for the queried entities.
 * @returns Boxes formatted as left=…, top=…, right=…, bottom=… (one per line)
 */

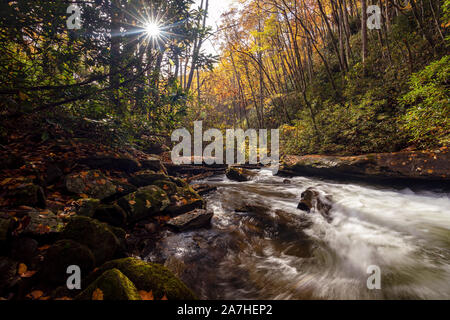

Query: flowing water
left=146, top=169, right=450, bottom=300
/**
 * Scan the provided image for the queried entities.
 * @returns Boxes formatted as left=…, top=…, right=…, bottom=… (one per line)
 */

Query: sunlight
left=144, top=21, right=161, bottom=38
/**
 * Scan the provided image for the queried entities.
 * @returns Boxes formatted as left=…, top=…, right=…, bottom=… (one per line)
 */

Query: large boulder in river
left=65, top=170, right=117, bottom=200
left=297, top=188, right=333, bottom=222
left=282, top=150, right=450, bottom=184
left=166, top=209, right=213, bottom=232
left=76, top=268, right=141, bottom=300
left=165, top=185, right=205, bottom=215
left=84, top=257, right=196, bottom=300
left=226, top=167, right=256, bottom=182
left=117, top=185, right=170, bottom=222
left=62, top=216, right=122, bottom=265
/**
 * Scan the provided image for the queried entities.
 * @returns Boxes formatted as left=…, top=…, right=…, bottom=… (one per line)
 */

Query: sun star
left=145, top=22, right=161, bottom=38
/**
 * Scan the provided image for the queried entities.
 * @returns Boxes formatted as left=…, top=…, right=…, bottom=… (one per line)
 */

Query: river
left=145, top=169, right=450, bottom=300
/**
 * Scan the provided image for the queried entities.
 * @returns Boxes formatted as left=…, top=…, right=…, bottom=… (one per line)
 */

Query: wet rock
left=117, top=185, right=170, bottom=222
left=45, top=164, right=63, bottom=185
left=76, top=198, right=101, bottom=217
left=93, top=204, right=127, bottom=227
left=6, top=183, right=46, bottom=209
left=85, top=257, right=196, bottom=300
left=297, top=188, right=333, bottom=222
left=22, top=210, right=64, bottom=239
left=78, top=156, right=139, bottom=173
left=0, top=213, right=14, bottom=252
left=166, top=185, right=205, bottom=215
left=128, top=170, right=168, bottom=188
left=0, top=257, right=20, bottom=295
left=166, top=209, right=214, bottom=232
left=62, top=216, right=121, bottom=265
left=235, top=204, right=268, bottom=215
left=10, top=237, right=38, bottom=265
left=76, top=268, right=141, bottom=300
left=40, top=240, right=95, bottom=285
left=225, top=167, right=256, bottom=182
left=191, top=184, right=217, bottom=196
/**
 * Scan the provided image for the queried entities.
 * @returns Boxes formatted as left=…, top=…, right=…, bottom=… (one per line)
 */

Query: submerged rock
left=86, top=257, right=196, bottom=300
left=297, top=188, right=333, bottom=222
left=166, top=209, right=214, bottom=232
left=76, top=268, right=141, bottom=300
left=225, top=167, right=256, bottom=182
left=41, top=239, right=95, bottom=285
left=117, top=185, right=170, bottom=222
left=62, top=216, right=122, bottom=265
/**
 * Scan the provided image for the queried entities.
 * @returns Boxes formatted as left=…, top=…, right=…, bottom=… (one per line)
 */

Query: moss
left=77, top=198, right=101, bottom=217
left=153, top=180, right=178, bottom=196
left=76, top=268, right=141, bottom=300
left=93, top=204, right=127, bottom=227
left=89, top=257, right=196, bottom=300
left=61, top=216, right=120, bottom=265
left=117, top=185, right=170, bottom=222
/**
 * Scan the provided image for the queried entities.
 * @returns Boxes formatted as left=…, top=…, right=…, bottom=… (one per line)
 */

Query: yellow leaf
left=161, top=294, right=168, bottom=300
left=0, top=178, right=13, bottom=185
left=27, top=290, right=44, bottom=300
left=80, top=194, right=89, bottom=199
left=145, top=200, right=151, bottom=208
left=129, top=200, right=136, bottom=205
left=139, top=290, right=154, bottom=300
left=92, top=288, right=104, bottom=300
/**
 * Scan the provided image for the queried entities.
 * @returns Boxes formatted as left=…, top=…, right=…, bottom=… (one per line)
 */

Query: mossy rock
left=61, top=216, right=121, bottom=265
left=41, top=239, right=95, bottom=285
left=76, top=268, right=141, bottom=300
left=65, top=170, right=117, bottom=200
left=225, top=167, right=256, bottom=182
left=170, top=177, right=189, bottom=188
left=77, top=198, right=101, bottom=218
left=88, top=257, right=196, bottom=300
left=166, top=185, right=205, bottom=215
left=117, top=185, right=170, bottom=222
left=152, top=180, right=178, bottom=196
left=93, top=204, right=127, bottom=227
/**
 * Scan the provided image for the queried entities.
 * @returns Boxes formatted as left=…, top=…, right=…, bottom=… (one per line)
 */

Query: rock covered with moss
left=61, top=216, right=123, bottom=265
left=117, top=185, right=170, bottom=222
left=225, top=167, right=256, bottom=182
left=65, top=170, right=117, bottom=200
left=87, top=257, right=196, bottom=300
left=40, top=239, right=95, bottom=285
left=76, top=268, right=141, bottom=300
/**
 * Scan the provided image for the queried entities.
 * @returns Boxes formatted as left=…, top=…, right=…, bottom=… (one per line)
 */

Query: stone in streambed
left=166, top=209, right=213, bottom=232
left=76, top=268, right=141, bottom=300
left=297, top=188, right=333, bottom=222
left=85, top=257, right=196, bottom=300
left=22, top=209, right=65, bottom=239
left=76, top=198, right=101, bottom=217
left=225, top=167, right=256, bottom=182
left=117, top=185, right=170, bottom=222
left=165, top=185, right=205, bottom=215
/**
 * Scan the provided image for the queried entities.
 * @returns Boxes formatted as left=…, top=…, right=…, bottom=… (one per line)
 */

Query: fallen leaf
left=161, top=294, right=168, bottom=300
left=139, top=290, right=154, bottom=300
left=129, top=200, right=136, bottom=205
left=17, top=263, right=27, bottom=275
left=55, top=296, right=73, bottom=300
left=80, top=194, right=89, bottom=199
left=145, top=200, right=151, bottom=208
left=27, top=290, right=44, bottom=300
left=21, top=270, right=37, bottom=278
left=92, top=288, right=104, bottom=300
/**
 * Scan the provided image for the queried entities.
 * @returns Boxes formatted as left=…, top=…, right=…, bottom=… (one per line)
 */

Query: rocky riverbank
left=0, top=131, right=217, bottom=300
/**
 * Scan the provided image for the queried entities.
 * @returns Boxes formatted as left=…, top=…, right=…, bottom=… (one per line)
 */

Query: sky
left=194, top=0, right=236, bottom=55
